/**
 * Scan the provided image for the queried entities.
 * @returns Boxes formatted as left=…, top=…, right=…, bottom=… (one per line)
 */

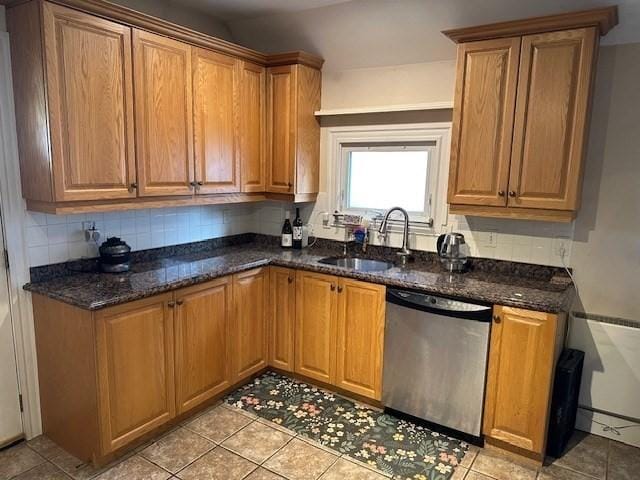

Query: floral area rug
left=225, top=371, right=468, bottom=480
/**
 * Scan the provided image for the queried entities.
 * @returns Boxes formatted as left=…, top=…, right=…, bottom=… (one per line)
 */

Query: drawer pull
left=287, top=277, right=294, bottom=283
left=168, top=301, right=175, bottom=308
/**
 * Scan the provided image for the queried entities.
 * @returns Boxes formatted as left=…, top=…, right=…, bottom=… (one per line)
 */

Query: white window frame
left=340, top=143, right=438, bottom=222
left=325, top=123, right=451, bottom=233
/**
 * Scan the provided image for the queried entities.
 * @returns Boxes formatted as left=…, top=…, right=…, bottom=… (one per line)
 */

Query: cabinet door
left=483, top=306, right=558, bottom=456
left=266, top=65, right=296, bottom=193
left=174, top=278, right=232, bottom=414
left=133, top=29, right=194, bottom=196
left=231, top=268, right=269, bottom=382
left=269, top=267, right=295, bottom=372
left=240, top=62, right=266, bottom=192
left=335, top=279, right=385, bottom=400
left=295, top=271, right=337, bottom=384
left=193, top=48, right=240, bottom=194
left=95, top=294, right=175, bottom=453
left=448, top=38, right=520, bottom=206
left=42, top=2, right=136, bottom=201
left=508, top=28, right=597, bottom=211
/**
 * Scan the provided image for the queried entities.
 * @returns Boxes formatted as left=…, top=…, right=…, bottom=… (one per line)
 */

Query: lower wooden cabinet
left=231, top=268, right=269, bottom=382
left=295, top=270, right=338, bottom=384
left=293, top=271, right=386, bottom=400
left=335, top=279, right=386, bottom=400
left=269, top=267, right=296, bottom=371
left=94, top=294, right=176, bottom=453
left=174, top=278, right=232, bottom=414
left=483, top=305, right=565, bottom=458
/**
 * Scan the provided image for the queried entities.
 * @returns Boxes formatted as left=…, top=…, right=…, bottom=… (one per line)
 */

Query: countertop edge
left=24, top=256, right=572, bottom=314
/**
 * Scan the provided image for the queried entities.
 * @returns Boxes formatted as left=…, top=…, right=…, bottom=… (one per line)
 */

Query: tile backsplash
left=25, top=204, right=255, bottom=267
left=253, top=202, right=575, bottom=268
left=24, top=201, right=575, bottom=268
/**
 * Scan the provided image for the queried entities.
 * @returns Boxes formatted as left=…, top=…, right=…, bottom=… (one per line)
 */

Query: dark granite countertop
left=24, top=234, right=574, bottom=313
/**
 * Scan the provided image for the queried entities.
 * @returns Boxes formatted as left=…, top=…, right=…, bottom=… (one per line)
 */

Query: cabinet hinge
left=18, top=394, right=23, bottom=412
left=3, top=248, right=8, bottom=272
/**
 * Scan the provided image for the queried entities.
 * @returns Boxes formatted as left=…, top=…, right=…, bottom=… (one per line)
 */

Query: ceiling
left=174, top=0, right=353, bottom=21
left=176, top=0, right=640, bottom=71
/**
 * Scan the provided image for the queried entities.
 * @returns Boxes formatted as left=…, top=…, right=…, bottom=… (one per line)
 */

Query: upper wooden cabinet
left=8, top=2, right=137, bottom=202
left=483, top=306, right=565, bottom=459
left=6, top=0, right=322, bottom=214
left=445, top=8, right=617, bottom=222
left=267, top=64, right=321, bottom=199
left=448, top=38, right=520, bottom=207
left=133, top=30, right=194, bottom=197
left=193, top=49, right=241, bottom=194
left=239, top=62, right=267, bottom=193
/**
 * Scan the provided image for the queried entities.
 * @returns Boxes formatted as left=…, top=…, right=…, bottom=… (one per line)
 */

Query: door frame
left=0, top=32, right=42, bottom=439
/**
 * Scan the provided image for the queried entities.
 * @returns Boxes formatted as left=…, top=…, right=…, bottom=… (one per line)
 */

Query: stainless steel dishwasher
left=383, top=288, right=492, bottom=438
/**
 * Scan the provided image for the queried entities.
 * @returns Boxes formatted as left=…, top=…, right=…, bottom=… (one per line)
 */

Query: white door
left=0, top=210, right=22, bottom=446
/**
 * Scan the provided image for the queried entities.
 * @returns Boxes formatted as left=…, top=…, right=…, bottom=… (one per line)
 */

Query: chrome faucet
left=378, top=207, right=412, bottom=263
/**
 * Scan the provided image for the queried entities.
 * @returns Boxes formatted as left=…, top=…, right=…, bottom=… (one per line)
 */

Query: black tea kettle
left=99, top=237, right=131, bottom=273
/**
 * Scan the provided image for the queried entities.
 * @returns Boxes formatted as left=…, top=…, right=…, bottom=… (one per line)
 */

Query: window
left=341, top=143, right=437, bottom=220
left=328, top=123, right=451, bottom=231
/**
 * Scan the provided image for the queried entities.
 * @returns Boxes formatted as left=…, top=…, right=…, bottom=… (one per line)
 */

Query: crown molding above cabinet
left=444, top=6, right=618, bottom=222
left=5, top=0, right=323, bottom=214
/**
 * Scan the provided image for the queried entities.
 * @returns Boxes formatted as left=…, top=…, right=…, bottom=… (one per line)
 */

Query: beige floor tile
left=450, top=466, right=469, bottom=480
left=245, top=467, right=286, bottom=480
left=222, top=422, right=292, bottom=464
left=176, top=447, right=257, bottom=480
left=460, top=445, right=480, bottom=468
left=256, top=417, right=298, bottom=435
left=184, top=406, right=253, bottom=443
left=263, top=438, right=338, bottom=480
left=472, top=450, right=537, bottom=480
left=319, top=458, right=387, bottom=480
left=0, top=443, right=46, bottom=479
left=549, top=431, right=608, bottom=479
left=26, top=436, right=62, bottom=460
left=607, top=440, right=640, bottom=480
left=140, top=427, right=213, bottom=473
left=94, top=456, right=170, bottom=480
left=538, top=464, right=596, bottom=480
left=12, top=461, right=71, bottom=479
left=465, top=471, right=496, bottom=480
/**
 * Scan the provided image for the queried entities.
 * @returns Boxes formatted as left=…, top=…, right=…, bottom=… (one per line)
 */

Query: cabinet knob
left=330, top=284, right=336, bottom=291
left=508, top=191, right=517, bottom=197
left=287, top=276, right=293, bottom=283
left=337, top=286, right=343, bottom=293
left=189, top=181, right=196, bottom=189
left=498, top=190, right=505, bottom=197
left=129, top=182, right=138, bottom=192
left=493, top=315, right=501, bottom=323
left=287, top=182, right=293, bottom=188
left=176, top=299, right=184, bottom=306
left=168, top=301, right=175, bottom=308
left=197, top=181, right=203, bottom=186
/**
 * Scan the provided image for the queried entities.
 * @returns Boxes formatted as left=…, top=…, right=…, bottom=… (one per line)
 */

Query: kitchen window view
left=342, top=143, right=437, bottom=220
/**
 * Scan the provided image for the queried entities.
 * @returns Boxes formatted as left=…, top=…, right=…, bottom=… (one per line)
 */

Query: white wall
left=571, top=43, right=640, bottom=321
left=109, top=0, right=233, bottom=40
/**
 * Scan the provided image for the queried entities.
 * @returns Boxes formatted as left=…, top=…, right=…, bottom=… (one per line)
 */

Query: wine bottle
left=281, top=211, right=293, bottom=248
left=293, top=208, right=303, bottom=250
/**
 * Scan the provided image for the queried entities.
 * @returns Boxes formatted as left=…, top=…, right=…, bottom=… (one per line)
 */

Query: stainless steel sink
left=318, top=256, right=394, bottom=272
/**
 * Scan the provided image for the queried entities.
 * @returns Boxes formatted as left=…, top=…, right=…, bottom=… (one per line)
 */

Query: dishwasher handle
left=386, top=288, right=493, bottom=322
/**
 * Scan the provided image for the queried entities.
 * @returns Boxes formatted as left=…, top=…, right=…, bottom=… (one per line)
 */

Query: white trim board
left=0, top=33, right=42, bottom=439
left=315, top=102, right=454, bottom=116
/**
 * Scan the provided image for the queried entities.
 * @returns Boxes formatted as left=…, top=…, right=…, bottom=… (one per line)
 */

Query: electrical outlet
left=553, top=236, right=571, bottom=258
left=486, top=230, right=498, bottom=248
